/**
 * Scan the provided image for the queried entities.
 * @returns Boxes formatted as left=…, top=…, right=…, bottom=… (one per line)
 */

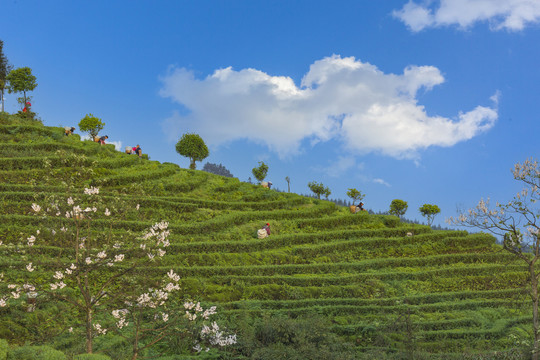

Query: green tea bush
left=0, top=339, right=7, bottom=360
left=7, top=345, right=66, bottom=360
left=73, top=354, right=112, bottom=360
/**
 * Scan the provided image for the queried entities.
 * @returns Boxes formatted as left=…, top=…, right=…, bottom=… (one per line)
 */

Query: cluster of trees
left=173, top=132, right=443, bottom=227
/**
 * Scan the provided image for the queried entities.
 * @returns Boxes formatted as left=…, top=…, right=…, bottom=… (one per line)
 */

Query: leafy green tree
left=0, top=40, right=13, bottom=113
left=389, top=199, right=408, bottom=217
left=78, top=114, right=105, bottom=139
left=175, top=133, right=209, bottom=170
left=6, top=67, right=37, bottom=110
left=285, top=176, right=290, bottom=193
left=346, top=188, right=365, bottom=206
left=323, top=187, right=331, bottom=200
left=308, top=181, right=329, bottom=200
left=252, top=161, right=269, bottom=183
left=419, top=203, right=440, bottom=226
left=447, top=157, right=540, bottom=359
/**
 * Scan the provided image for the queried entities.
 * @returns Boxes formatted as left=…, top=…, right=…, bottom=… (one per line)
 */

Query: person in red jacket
left=263, top=223, right=271, bottom=235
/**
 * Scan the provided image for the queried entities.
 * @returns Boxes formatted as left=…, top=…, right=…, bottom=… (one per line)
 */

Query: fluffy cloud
left=393, top=0, right=540, bottom=31
left=160, top=55, right=497, bottom=159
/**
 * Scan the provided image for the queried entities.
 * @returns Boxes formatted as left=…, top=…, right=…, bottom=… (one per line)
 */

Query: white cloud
left=373, top=178, right=391, bottom=187
left=160, top=55, right=497, bottom=159
left=393, top=0, right=540, bottom=32
left=108, top=141, right=122, bottom=152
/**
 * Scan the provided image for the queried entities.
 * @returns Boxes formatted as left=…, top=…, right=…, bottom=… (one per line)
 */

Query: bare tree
left=447, top=157, right=540, bottom=359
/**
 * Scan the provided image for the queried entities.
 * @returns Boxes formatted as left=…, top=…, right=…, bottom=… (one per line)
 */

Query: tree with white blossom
left=0, top=187, right=171, bottom=354
left=447, top=157, right=540, bottom=359
left=1, top=186, right=236, bottom=357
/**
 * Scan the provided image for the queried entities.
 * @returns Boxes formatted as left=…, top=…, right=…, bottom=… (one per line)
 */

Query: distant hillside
left=0, top=113, right=531, bottom=359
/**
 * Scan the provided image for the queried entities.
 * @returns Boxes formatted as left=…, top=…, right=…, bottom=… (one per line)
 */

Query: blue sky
left=1, top=0, right=539, bottom=226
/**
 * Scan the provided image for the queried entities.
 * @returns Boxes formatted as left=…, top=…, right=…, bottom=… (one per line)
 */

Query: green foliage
left=235, top=314, right=357, bottom=360
left=419, top=204, right=441, bottom=226
left=73, top=354, right=112, bottom=360
left=0, top=339, right=7, bottom=360
left=308, top=181, right=330, bottom=200
left=346, top=188, right=365, bottom=205
left=5, top=67, right=37, bottom=107
left=7, top=345, right=66, bottom=360
left=389, top=199, right=408, bottom=217
left=252, top=161, right=269, bottom=183
left=175, top=133, right=209, bottom=169
left=78, top=113, right=105, bottom=138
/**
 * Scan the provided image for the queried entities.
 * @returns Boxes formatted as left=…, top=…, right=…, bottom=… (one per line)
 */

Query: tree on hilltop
left=389, top=199, right=408, bottom=217
left=0, top=40, right=13, bottom=113
left=252, top=161, right=268, bottom=183
left=6, top=67, right=37, bottom=110
left=419, top=203, right=440, bottom=226
left=78, top=113, right=105, bottom=139
left=175, top=133, right=209, bottom=170
left=346, top=188, right=365, bottom=207
left=308, top=181, right=330, bottom=200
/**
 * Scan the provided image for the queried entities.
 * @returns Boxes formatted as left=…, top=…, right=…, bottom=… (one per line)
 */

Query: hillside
left=0, top=114, right=531, bottom=359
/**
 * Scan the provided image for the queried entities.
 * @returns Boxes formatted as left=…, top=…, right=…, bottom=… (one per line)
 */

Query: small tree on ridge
left=252, top=161, right=268, bottom=183
left=389, top=199, right=408, bottom=217
left=176, top=133, right=209, bottom=170
left=79, top=113, right=105, bottom=139
left=419, top=203, right=440, bottom=226
left=308, top=181, right=329, bottom=200
left=346, top=188, right=365, bottom=207
left=6, top=67, right=37, bottom=110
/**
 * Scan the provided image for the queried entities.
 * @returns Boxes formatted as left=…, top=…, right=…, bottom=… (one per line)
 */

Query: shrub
left=73, top=353, right=112, bottom=360
left=0, top=339, right=7, bottom=360
left=7, top=345, right=66, bottom=360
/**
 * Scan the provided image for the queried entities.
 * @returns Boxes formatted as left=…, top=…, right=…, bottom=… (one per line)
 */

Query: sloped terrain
left=0, top=114, right=531, bottom=358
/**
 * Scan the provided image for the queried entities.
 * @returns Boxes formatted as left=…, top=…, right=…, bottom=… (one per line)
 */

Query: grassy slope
left=0, top=114, right=531, bottom=356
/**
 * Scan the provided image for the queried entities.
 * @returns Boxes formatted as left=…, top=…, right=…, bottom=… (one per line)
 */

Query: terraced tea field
left=0, top=115, right=531, bottom=358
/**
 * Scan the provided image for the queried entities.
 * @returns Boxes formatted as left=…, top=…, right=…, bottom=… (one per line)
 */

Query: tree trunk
left=531, top=263, right=539, bottom=360
left=86, top=308, right=93, bottom=353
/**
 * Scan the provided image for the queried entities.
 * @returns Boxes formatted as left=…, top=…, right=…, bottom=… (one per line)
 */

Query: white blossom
left=31, top=203, right=41, bottom=213
left=26, top=263, right=35, bottom=272
left=84, top=187, right=100, bottom=196
left=167, top=270, right=180, bottom=282
left=93, top=322, right=107, bottom=335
